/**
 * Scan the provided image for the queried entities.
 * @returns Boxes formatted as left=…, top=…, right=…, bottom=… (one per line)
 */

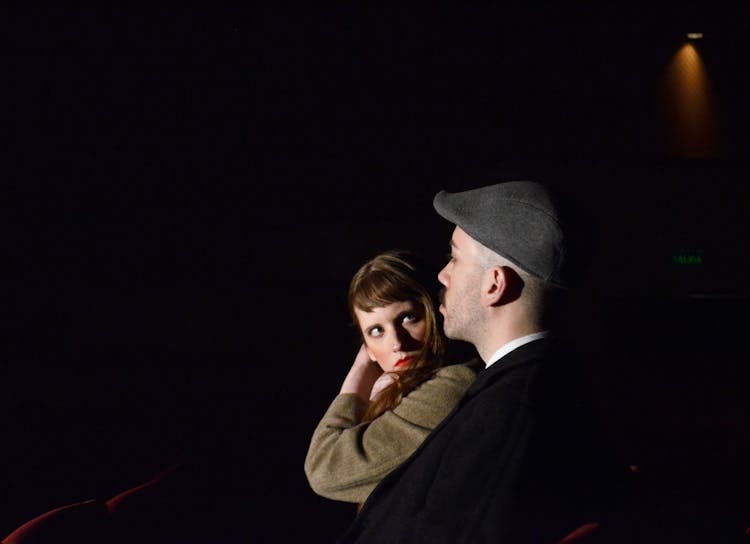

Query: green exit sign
left=672, top=250, right=703, bottom=265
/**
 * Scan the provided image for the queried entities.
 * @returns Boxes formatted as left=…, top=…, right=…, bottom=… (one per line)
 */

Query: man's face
left=437, top=226, right=484, bottom=342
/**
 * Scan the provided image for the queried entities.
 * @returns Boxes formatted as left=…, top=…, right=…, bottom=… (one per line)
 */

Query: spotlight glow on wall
left=662, top=37, right=717, bottom=158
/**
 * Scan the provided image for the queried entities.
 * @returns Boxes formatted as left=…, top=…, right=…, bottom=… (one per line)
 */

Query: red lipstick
left=395, top=356, right=414, bottom=368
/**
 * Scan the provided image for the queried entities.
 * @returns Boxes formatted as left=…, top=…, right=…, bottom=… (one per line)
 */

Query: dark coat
left=338, top=337, right=637, bottom=543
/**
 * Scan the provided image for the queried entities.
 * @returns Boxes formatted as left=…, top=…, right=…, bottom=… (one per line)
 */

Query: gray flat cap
left=434, top=181, right=570, bottom=287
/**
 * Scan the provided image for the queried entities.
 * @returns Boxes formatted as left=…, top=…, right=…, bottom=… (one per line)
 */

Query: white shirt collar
left=484, top=331, right=550, bottom=368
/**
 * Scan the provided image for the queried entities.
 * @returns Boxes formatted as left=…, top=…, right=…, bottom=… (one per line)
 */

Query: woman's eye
left=369, top=327, right=384, bottom=338
left=402, top=314, right=417, bottom=324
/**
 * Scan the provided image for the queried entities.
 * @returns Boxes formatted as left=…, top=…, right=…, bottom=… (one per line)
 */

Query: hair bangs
left=351, top=268, right=418, bottom=314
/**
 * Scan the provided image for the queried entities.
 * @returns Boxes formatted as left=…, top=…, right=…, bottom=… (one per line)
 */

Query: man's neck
left=483, top=330, right=550, bottom=368
left=477, top=323, right=544, bottom=363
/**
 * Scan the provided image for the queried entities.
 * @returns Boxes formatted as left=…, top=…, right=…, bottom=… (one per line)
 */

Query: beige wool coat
left=304, top=362, right=477, bottom=503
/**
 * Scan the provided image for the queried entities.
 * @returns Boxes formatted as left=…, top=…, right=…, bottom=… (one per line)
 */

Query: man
left=338, top=181, right=638, bottom=543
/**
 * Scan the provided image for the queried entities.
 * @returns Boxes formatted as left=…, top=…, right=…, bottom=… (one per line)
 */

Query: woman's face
left=354, top=299, right=427, bottom=373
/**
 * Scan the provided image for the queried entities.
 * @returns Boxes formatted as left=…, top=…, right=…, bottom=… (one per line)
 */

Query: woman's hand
left=340, top=344, right=383, bottom=402
left=369, top=372, right=396, bottom=401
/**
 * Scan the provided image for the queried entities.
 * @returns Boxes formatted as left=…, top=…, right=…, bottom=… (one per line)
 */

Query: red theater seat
left=558, top=522, right=602, bottom=543
left=2, top=499, right=108, bottom=544
left=105, top=473, right=165, bottom=514
left=2, top=463, right=181, bottom=544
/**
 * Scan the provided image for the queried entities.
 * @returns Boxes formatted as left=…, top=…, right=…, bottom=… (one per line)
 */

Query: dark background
left=2, top=5, right=750, bottom=541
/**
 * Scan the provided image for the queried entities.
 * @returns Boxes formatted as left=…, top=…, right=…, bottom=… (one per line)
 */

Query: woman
left=304, top=249, right=478, bottom=504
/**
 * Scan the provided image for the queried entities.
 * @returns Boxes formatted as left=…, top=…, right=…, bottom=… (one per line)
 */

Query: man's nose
left=437, top=265, right=448, bottom=286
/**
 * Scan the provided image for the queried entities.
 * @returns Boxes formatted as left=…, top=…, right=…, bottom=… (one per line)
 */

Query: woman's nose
left=392, top=325, right=413, bottom=352
left=390, top=328, right=405, bottom=352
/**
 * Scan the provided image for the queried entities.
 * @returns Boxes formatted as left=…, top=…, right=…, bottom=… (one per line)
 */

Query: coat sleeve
left=303, top=364, right=476, bottom=503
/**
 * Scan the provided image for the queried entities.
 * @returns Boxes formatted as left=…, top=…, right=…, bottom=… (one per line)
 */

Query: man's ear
left=482, top=266, right=523, bottom=307
left=481, top=266, right=506, bottom=307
